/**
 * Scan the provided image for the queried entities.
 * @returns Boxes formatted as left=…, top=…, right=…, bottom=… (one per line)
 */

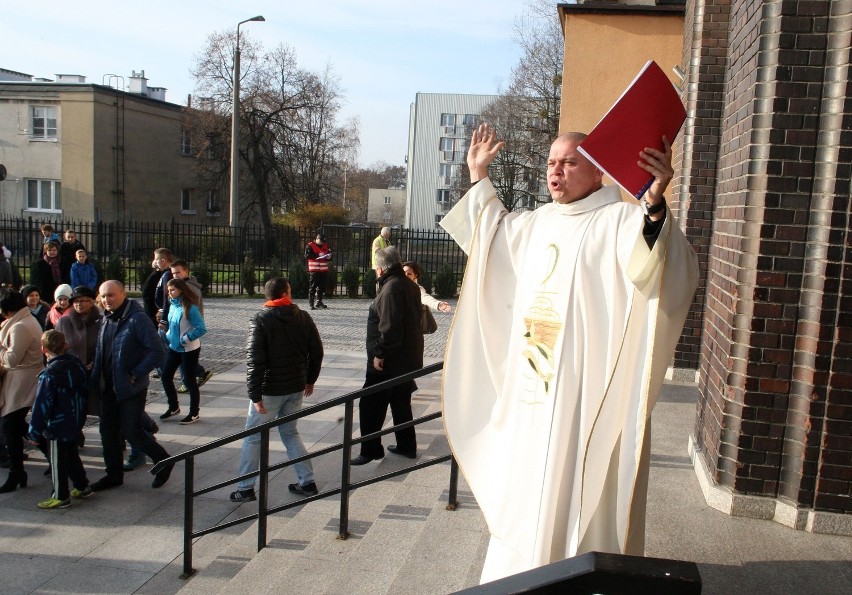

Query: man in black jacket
left=351, top=246, right=424, bottom=465
left=229, top=277, right=324, bottom=502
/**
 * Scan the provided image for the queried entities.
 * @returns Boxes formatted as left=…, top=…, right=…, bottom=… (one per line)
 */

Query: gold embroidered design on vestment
left=521, top=244, right=563, bottom=398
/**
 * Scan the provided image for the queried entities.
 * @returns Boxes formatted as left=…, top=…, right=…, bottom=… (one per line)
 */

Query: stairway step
left=192, top=460, right=487, bottom=594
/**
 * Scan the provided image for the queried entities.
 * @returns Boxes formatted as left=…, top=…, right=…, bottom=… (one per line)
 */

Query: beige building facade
left=367, top=188, right=406, bottom=227
left=558, top=1, right=685, bottom=199
left=0, top=78, right=220, bottom=223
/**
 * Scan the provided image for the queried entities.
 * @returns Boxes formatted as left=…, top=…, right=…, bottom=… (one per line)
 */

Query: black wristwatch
left=642, top=195, right=666, bottom=216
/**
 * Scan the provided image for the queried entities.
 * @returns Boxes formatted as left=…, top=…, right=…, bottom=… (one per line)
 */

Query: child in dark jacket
left=28, top=329, right=91, bottom=509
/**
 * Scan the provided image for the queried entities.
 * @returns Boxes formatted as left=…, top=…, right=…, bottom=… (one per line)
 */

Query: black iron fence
left=0, top=216, right=468, bottom=296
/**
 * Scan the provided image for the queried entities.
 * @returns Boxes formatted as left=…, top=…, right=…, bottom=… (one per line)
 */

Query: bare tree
left=464, top=0, right=562, bottom=213
left=188, top=31, right=358, bottom=232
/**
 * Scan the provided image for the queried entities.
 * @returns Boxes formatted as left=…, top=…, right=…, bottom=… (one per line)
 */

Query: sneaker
left=318, top=303, right=328, bottom=309
left=37, top=497, right=71, bottom=509
left=160, top=407, right=181, bottom=420
left=288, top=482, right=318, bottom=496
left=177, top=383, right=188, bottom=394
left=71, top=485, right=94, bottom=498
left=229, top=489, right=257, bottom=502
left=151, top=371, right=161, bottom=379
left=197, top=370, right=213, bottom=387
left=179, top=414, right=200, bottom=425
left=123, top=454, right=147, bottom=471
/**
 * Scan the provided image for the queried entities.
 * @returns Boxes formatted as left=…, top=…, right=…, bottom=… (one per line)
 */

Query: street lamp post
left=229, top=15, right=265, bottom=228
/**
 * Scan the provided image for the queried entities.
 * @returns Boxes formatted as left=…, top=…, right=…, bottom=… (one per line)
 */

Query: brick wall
left=688, top=0, right=851, bottom=514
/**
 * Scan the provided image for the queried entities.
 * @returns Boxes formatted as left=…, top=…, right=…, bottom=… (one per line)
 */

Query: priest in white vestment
left=440, top=124, right=699, bottom=584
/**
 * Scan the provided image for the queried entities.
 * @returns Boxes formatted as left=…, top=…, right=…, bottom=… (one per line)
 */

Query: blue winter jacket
left=70, top=261, right=98, bottom=290
left=165, top=297, right=206, bottom=352
left=91, top=299, right=163, bottom=400
left=28, top=353, right=88, bottom=441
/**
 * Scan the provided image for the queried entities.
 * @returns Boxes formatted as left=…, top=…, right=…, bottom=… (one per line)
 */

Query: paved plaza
left=0, top=297, right=849, bottom=594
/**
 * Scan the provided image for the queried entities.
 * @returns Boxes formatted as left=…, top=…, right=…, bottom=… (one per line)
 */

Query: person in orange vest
left=304, top=233, right=332, bottom=310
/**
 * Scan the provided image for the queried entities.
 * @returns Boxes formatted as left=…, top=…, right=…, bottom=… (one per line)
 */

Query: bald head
left=99, top=280, right=127, bottom=313
left=555, top=131, right=588, bottom=145
left=546, top=132, right=603, bottom=204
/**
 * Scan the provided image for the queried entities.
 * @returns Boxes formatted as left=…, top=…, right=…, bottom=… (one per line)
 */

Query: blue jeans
left=236, top=392, right=314, bottom=491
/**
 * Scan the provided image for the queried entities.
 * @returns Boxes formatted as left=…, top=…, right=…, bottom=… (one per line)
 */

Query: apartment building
left=404, top=93, right=499, bottom=230
left=0, top=70, right=221, bottom=223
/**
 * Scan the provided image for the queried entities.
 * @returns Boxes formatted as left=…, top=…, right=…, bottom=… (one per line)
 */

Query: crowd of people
left=0, top=242, right=218, bottom=507
left=0, top=228, right=452, bottom=512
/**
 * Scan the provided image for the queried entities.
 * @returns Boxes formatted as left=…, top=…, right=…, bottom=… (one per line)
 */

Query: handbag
left=420, top=304, right=438, bottom=334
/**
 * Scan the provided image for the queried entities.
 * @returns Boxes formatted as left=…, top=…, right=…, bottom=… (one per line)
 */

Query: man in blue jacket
left=90, top=280, right=173, bottom=491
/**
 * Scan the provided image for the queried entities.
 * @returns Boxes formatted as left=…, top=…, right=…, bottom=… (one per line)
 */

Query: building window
left=181, top=188, right=196, bottom=214
left=463, top=113, right=477, bottom=127
left=180, top=128, right=193, bottom=156
left=384, top=195, right=391, bottom=205
left=438, top=163, right=453, bottom=186
left=440, top=137, right=459, bottom=162
left=434, top=213, right=444, bottom=226
left=206, top=190, right=220, bottom=214
left=31, top=106, right=57, bottom=140
left=26, top=179, right=61, bottom=211
left=437, top=189, right=451, bottom=204
left=440, top=113, right=457, bottom=135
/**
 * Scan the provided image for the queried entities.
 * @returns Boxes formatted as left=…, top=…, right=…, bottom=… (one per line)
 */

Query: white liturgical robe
left=439, top=179, right=698, bottom=583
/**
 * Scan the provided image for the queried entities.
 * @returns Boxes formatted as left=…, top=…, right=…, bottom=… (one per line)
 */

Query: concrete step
left=210, top=459, right=487, bottom=595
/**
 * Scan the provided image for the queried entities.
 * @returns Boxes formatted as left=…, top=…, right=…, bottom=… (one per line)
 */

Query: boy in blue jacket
left=28, top=329, right=92, bottom=509
left=70, top=249, right=98, bottom=290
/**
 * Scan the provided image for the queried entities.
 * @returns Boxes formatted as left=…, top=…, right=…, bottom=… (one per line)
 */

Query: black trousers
left=309, top=272, right=328, bottom=306
left=48, top=439, right=88, bottom=500
left=162, top=348, right=201, bottom=415
left=1, top=407, right=31, bottom=473
left=99, top=387, right=169, bottom=479
left=358, top=372, right=416, bottom=458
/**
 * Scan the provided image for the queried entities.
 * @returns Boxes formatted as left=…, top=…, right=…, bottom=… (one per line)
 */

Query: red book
left=578, top=60, right=686, bottom=199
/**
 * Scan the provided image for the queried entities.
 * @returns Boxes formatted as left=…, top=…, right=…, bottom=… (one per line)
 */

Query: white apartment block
left=405, top=93, right=498, bottom=229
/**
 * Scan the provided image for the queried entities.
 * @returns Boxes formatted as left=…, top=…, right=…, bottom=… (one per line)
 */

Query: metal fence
left=0, top=216, right=468, bottom=296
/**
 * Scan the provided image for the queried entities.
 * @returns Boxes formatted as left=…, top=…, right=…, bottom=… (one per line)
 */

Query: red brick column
left=687, top=0, right=851, bottom=519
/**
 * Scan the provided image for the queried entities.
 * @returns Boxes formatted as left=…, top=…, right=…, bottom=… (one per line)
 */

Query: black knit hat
left=21, top=284, right=39, bottom=299
left=70, top=286, right=97, bottom=303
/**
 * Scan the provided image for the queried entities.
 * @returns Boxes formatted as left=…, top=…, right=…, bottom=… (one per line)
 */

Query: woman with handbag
left=402, top=261, right=452, bottom=313
left=159, top=278, right=206, bottom=425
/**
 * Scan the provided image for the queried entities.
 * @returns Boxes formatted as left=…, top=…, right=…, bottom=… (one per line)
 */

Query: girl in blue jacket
left=159, top=278, right=206, bottom=424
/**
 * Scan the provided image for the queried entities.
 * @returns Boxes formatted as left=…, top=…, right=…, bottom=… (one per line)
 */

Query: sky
left=1, top=0, right=540, bottom=167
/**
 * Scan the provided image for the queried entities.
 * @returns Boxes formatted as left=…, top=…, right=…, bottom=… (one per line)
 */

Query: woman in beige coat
left=0, top=289, right=45, bottom=492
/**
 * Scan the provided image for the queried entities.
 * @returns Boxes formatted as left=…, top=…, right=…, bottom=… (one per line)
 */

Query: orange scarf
left=264, top=296, right=292, bottom=307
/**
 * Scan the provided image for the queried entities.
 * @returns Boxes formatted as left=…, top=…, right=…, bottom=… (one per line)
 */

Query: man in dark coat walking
left=351, top=246, right=424, bottom=465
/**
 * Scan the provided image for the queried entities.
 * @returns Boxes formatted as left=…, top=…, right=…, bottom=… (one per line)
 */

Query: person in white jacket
left=402, top=261, right=452, bottom=313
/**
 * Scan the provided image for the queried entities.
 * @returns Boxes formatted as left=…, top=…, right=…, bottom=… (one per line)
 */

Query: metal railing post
left=181, top=457, right=195, bottom=578
left=446, top=456, right=459, bottom=511
left=258, top=427, right=270, bottom=551
left=338, top=399, right=354, bottom=539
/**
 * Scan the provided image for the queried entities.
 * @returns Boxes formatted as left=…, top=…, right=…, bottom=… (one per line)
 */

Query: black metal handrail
left=151, top=361, right=456, bottom=579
